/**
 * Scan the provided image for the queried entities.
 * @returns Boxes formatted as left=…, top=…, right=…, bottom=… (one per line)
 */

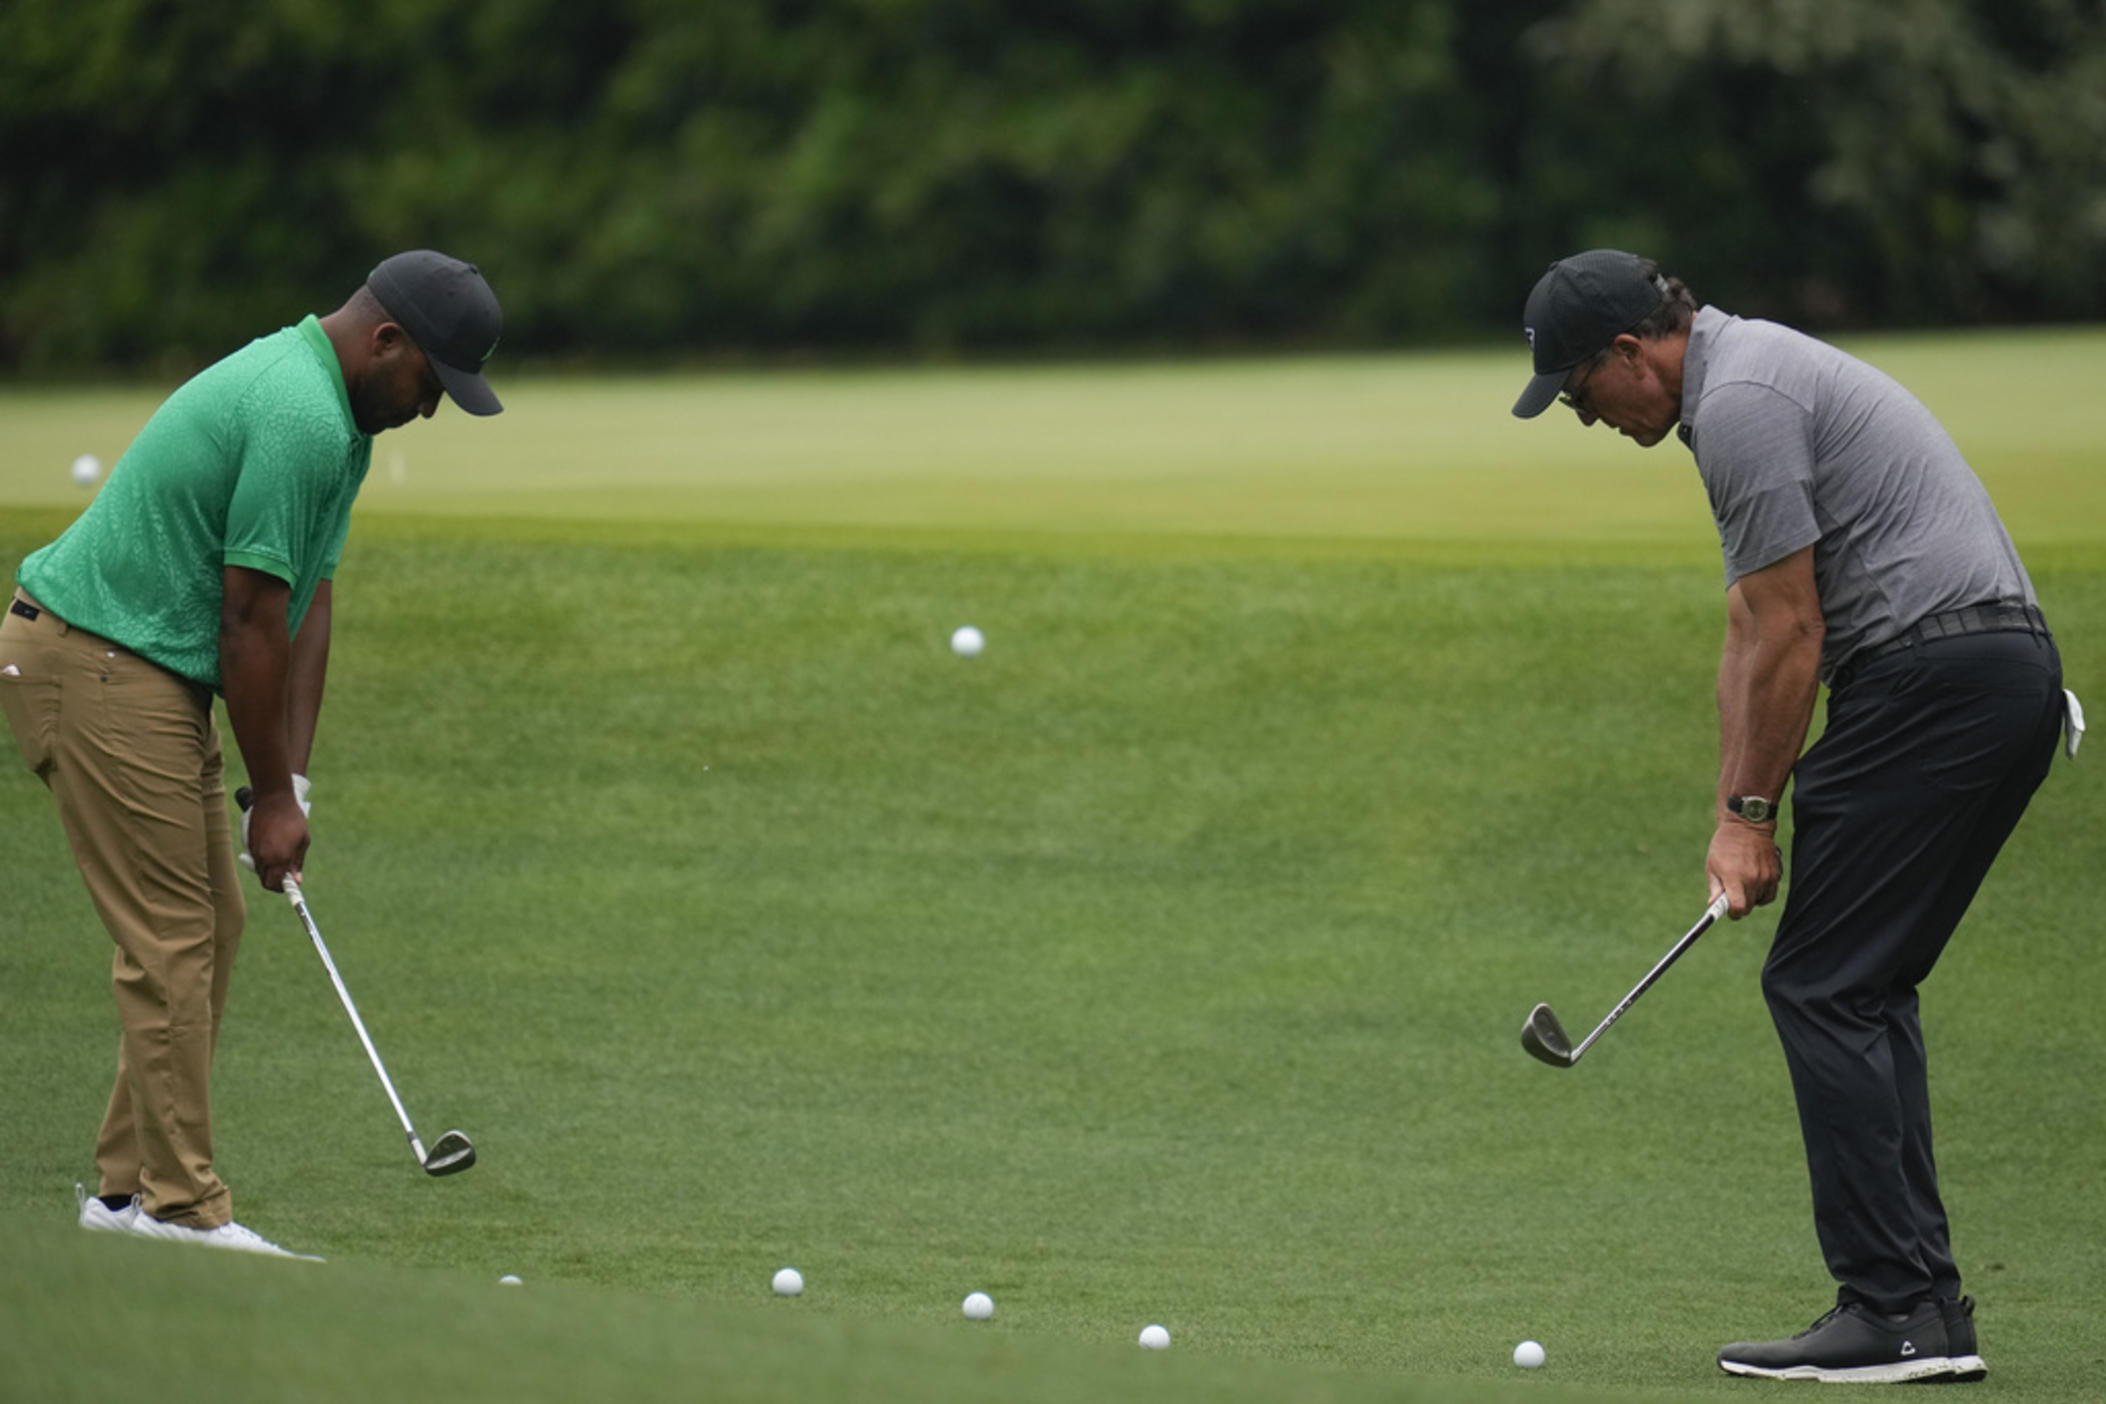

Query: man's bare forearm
left=1717, top=595, right=1757, bottom=808
left=286, top=579, right=331, bottom=775
left=1725, top=616, right=1822, bottom=812
left=1718, top=553, right=1825, bottom=815
left=220, top=568, right=296, bottom=799
left=1708, top=558, right=1822, bottom=915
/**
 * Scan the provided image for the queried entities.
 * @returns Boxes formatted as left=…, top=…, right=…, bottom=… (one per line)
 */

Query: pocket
left=90, top=644, right=211, bottom=755
left=0, top=620, right=50, bottom=774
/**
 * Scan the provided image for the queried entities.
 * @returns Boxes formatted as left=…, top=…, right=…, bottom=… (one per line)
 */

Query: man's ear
left=370, top=320, right=411, bottom=360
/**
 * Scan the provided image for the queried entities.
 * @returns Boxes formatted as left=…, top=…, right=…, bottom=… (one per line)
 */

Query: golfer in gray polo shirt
left=1513, top=250, right=2069, bottom=1384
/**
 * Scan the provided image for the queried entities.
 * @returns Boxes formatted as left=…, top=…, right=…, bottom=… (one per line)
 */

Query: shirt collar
left=1676, top=304, right=1729, bottom=449
left=295, top=315, right=364, bottom=442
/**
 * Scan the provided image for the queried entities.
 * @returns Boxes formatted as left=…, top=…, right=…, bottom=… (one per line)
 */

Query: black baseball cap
left=368, top=250, right=504, bottom=416
left=1511, top=249, right=1663, bottom=419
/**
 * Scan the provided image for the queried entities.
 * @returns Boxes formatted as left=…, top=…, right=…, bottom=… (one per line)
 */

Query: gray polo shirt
left=1678, top=305, right=2036, bottom=682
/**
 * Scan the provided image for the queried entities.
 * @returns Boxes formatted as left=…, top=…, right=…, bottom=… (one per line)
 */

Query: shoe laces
left=1796, top=1304, right=1850, bottom=1338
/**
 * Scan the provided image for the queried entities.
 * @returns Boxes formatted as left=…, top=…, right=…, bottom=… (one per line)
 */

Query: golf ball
left=70, top=454, right=101, bottom=486
left=962, top=1291, right=994, bottom=1321
left=772, top=1266, right=804, bottom=1297
left=1138, top=1324, right=1171, bottom=1350
left=950, top=625, right=984, bottom=658
left=1514, top=1339, right=1546, bottom=1369
left=498, top=1274, right=523, bottom=1286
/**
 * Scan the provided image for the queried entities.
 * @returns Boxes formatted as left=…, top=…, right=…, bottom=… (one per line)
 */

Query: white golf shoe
left=75, top=1183, right=138, bottom=1233
left=131, top=1212, right=322, bottom=1261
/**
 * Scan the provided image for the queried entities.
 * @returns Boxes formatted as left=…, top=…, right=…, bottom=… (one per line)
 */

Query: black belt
left=1833, top=602, right=2049, bottom=691
left=7, top=597, right=38, bottom=622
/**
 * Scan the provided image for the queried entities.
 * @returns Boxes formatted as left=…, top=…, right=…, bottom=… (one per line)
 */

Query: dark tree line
left=4, top=0, right=2102, bottom=373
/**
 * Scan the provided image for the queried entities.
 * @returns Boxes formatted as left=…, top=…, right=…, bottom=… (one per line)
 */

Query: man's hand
left=1707, top=819, right=1783, bottom=918
left=240, top=778, right=310, bottom=893
left=241, top=773, right=310, bottom=856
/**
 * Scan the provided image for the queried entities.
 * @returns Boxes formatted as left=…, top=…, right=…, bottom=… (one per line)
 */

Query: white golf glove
left=240, top=773, right=311, bottom=864
left=2066, top=689, right=2086, bottom=760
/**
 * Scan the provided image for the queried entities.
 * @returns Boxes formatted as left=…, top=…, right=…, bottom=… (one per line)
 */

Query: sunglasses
left=1559, top=353, right=1607, bottom=415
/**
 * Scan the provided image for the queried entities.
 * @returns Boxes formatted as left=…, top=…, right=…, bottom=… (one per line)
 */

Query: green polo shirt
left=17, top=316, right=371, bottom=690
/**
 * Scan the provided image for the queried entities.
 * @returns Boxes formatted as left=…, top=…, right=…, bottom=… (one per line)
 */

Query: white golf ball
left=950, top=625, right=984, bottom=658
left=962, top=1291, right=994, bottom=1321
left=70, top=454, right=102, bottom=486
left=1138, top=1323, right=1171, bottom=1350
left=498, top=1274, right=523, bottom=1286
left=772, top=1266, right=804, bottom=1297
left=1513, top=1339, right=1546, bottom=1369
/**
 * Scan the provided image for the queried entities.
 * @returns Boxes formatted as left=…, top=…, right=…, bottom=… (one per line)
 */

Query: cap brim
left=433, top=359, right=503, bottom=417
left=1511, top=369, right=1567, bottom=420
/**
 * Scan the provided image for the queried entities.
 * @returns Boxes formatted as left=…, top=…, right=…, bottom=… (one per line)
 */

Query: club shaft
left=1571, top=893, right=1731, bottom=1061
left=283, top=878, right=425, bottom=1157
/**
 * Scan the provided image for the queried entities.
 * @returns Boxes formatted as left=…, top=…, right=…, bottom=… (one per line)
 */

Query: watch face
left=1735, top=797, right=1772, bottom=823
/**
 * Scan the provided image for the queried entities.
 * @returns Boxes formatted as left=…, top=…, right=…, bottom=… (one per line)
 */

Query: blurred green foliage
left=3, top=0, right=2102, bottom=371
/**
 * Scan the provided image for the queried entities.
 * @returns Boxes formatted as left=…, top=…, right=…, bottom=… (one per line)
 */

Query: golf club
left=1521, top=892, right=1732, bottom=1068
left=236, top=787, right=476, bottom=1176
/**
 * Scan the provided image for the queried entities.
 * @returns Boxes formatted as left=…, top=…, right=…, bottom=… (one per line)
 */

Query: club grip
left=235, top=785, right=254, bottom=812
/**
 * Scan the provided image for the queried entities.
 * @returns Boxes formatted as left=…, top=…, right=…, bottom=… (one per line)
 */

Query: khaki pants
left=1, top=588, right=243, bottom=1228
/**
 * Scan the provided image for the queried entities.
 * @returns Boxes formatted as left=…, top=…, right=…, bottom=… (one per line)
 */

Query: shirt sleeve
left=320, top=515, right=350, bottom=580
left=1695, top=380, right=1824, bottom=588
left=221, top=385, right=333, bottom=584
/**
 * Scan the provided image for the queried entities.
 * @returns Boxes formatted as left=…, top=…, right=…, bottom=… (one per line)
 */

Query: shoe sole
left=1720, top=1355, right=1960, bottom=1383
left=1942, top=1354, right=1988, bottom=1383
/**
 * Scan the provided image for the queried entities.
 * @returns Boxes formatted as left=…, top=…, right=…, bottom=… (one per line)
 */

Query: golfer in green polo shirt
left=1, top=250, right=502, bottom=1258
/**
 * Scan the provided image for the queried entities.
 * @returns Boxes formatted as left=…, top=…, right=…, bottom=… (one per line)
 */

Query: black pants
left=1764, top=627, right=2063, bottom=1314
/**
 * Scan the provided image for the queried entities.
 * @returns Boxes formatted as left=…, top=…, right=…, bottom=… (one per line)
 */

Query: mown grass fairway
left=3, top=336, right=2103, bottom=1402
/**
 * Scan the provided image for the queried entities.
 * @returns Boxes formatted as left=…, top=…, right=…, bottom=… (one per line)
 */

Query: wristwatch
left=1726, top=795, right=1776, bottom=824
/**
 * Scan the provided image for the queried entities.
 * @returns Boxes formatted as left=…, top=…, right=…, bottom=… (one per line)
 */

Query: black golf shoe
left=1718, top=1300, right=1955, bottom=1383
left=1939, top=1296, right=1987, bottom=1381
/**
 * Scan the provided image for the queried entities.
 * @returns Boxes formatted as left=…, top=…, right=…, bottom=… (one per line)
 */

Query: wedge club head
left=1520, top=1002, right=1577, bottom=1067
left=1518, top=893, right=1730, bottom=1070
left=420, top=1130, right=477, bottom=1176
